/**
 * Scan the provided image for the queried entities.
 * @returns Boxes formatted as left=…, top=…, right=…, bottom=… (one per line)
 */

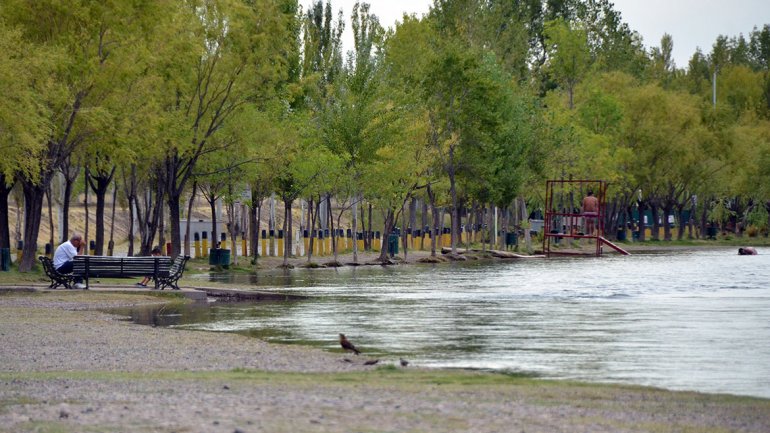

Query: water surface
left=113, top=247, right=770, bottom=398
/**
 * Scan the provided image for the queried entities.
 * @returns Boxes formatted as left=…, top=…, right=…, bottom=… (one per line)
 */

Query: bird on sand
left=339, top=333, right=361, bottom=355
left=363, top=359, right=379, bottom=365
left=400, top=358, right=409, bottom=367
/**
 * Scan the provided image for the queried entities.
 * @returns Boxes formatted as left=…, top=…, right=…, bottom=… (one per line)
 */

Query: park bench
left=39, top=256, right=75, bottom=290
left=71, top=255, right=190, bottom=290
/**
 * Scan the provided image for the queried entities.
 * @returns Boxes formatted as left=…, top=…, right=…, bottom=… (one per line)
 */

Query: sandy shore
left=1, top=290, right=769, bottom=433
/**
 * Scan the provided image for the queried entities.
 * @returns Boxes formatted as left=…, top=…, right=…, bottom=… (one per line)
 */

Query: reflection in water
left=111, top=248, right=770, bottom=398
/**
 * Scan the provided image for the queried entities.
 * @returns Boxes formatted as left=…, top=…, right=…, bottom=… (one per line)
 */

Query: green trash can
left=219, top=249, right=231, bottom=268
left=387, top=234, right=399, bottom=256
left=208, top=248, right=220, bottom=266
left=505, top=232, right=517, bottom=248
left=0, top=247, right=10, bottom=271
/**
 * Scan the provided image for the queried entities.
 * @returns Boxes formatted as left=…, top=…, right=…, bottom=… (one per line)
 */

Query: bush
left=747, top=225, right=760, bottom=237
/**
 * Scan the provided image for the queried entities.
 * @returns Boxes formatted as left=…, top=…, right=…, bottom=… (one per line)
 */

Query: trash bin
left=0, top=247, right=10, bottom=271
left=387, top=234, right=399, bottom=256
left=505, top=232, right=517, bottom=249
left=706, top=226, right=718, bottom=240
left=616, top=230, right=627, bottom=241
left=219, top=249, right=231, bottom=268
left=632, top=231, right=640, bottom=241
left=208, top=248, right=220, bottom=266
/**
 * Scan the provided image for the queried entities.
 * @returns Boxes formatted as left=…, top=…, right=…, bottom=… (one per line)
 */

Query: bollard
left=166, top=242, right=172, bottom=256
left=89, top=240, right=96, bottom=256
left=406, top=227, right=413, bottom=250
left=303, top=230, right=309, bottom=256
left=345, top=229, right=352, bottom=250
left=202, top=231, right=209, bottom=258
left=269, top=229, right=275, bottom=256
left=374, top=231, right=381, bottom=251
left=315, top=230, right=323, bottom=256
left=277, top=230, right=284, bottom=257
left=194, top=232, right=201, bottom=258
left=324, top=229, right=331, bottom=256
left=45, top=243, right=52, bottom=258
left=261, top=229, right=267, bottom=257
left=241, top=232, right=248, bottom=257
left=415, top=229, right=423, bottom=250
left=220, top=232, right=227, bottom=250
left=108, top=240, right=114, bottom=256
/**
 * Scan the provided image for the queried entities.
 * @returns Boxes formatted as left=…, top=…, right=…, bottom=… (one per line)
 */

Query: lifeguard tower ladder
left=543, top=179, right=629, bottom=257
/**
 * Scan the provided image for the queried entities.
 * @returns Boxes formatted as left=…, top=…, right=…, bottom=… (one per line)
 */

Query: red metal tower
left=543, top=179, right=618, bottom=257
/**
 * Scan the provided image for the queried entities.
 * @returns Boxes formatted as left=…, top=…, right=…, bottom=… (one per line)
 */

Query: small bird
left=363, top=359, right=379, bottom=366
left=339, top=333, right=361, bottom=355
left=400, top=358, right=409, bottom=367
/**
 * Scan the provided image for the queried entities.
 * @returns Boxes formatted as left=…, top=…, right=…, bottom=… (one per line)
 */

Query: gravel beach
left=1, top=290, right=769, bottom=433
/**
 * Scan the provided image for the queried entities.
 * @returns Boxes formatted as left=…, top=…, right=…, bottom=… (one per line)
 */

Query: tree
left=148, top=0, right=292, bottom=258
left=543, top=18, right=591, bottom=109
left=1, top=0, right=164, bottom=271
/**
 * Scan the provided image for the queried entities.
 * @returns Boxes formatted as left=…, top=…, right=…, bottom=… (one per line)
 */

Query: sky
left=307, top=0, right=770, bottom=70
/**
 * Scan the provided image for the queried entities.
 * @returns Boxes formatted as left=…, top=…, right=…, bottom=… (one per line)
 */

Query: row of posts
left=24, top=224, right=499, bottom=269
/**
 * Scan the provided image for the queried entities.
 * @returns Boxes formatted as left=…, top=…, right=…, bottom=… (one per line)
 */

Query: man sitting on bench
left=53, top=233, right=87, bottom=290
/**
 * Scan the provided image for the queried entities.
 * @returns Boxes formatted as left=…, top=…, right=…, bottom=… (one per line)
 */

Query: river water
left=113, top=247, right=770, bottom=398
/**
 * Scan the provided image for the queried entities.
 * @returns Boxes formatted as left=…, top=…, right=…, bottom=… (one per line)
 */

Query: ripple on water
left=111, top=248, right=770, bottom=398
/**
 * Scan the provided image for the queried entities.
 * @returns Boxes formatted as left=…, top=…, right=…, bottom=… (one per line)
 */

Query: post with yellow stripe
left=201, top=232, right=208, bottom=257
left=194, top=232, right=201, bottom=258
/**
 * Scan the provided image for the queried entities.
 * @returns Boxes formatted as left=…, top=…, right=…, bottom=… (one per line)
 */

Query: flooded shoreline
left=109, top=247, right=770, bottom=398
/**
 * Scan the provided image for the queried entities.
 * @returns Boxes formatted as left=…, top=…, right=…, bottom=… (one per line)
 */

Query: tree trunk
left=250, top=190, right=259, bottom=261
left=19, top=180, right=46, bottom=271
left=378, top=209, right=395, bottom=262
left=185, top=181, right=197, bottom=258
left=0, top=175, right=12, bottom=249
left=87, top=168, right=115, bottom=255
left=108, top=183, right=117, bottom=255
left=637, top=201, right=647, bottom=242
left=650, top=203, right=661, bottom=241
left=663, top=202, right=673, bottom=241
left=283, top=197, right=293, bottom=266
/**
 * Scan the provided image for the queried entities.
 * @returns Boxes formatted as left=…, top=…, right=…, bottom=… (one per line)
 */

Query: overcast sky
left=307, top=0, right=769, bottom=70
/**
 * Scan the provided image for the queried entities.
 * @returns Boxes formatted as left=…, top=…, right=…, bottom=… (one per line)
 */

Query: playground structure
left=543, top=179, right=629, bottom=257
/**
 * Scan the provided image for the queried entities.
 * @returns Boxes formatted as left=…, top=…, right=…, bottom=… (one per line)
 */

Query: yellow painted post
left=316, top=231, right=323, bottom=256
left=220, top=233, right=227, bottom=250
left=194, top=233, right=201, bottom=258
left=16, top=240, right=23, bottom=263
left=202, top=232, right=209, bottom=257
left=407, top=230, right=413, bottom=251
left=261, top=230, right=267, bottom=257
left=241, top=235, right=248, bottom=257
left=268, top=230, right=275, bottom=256
left=89, top=240, right=95, bottom=256
left=325, top=231, right=331, bottom=256
left=277, top=230, right=284, bottom=257
left=373, top=231, right=381, bottom=251
left=303, top=230, right=309, bottom=256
